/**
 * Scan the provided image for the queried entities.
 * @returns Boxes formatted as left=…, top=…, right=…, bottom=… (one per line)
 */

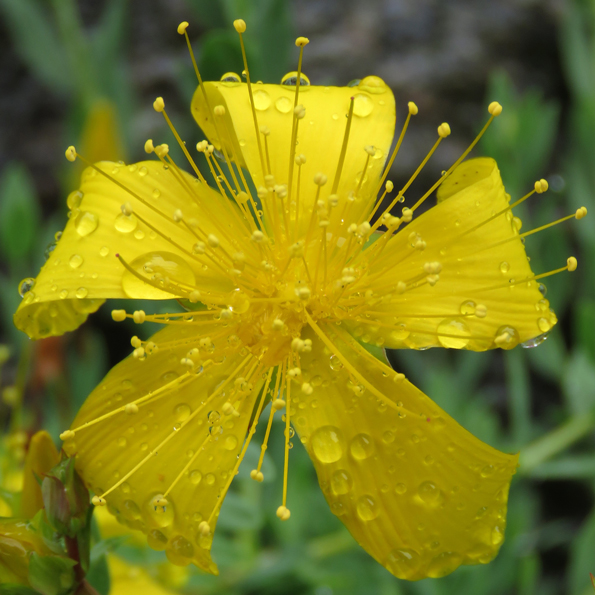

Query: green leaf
left=575, top=300, right=595, bottom=362
left=526, top=455, right=595, bottom=480
left=569, top=508, right=595, bottom=595
left=28, top=553, right=77, bottom=595
left=197, top=30, right=245, bottom=83
left=0, top=0, right=71, bottom=93
left=562, top=350, right=595, bottom=416
left=217, top=491, right=264, bottom=531
left=0, top=163, right=40, bottom=264
left=0, top=586, right=40, bottom=595
left=85, top=554, right=110, bottom=595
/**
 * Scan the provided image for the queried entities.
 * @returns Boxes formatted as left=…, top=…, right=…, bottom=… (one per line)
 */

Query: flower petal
left=14, top=160, right=244, bottom=339
left=295, top=321, right=517, bottom=580
left=348, top=158, right=554, bottom=351
left=191, top=80, right=395, bottom=230
left=63, top=322, right=262, bottom=573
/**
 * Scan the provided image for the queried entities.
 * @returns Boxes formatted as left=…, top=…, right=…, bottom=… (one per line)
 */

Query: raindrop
left=18, top=278, right=35, bottom=297
left=310, top=426, right=344, bottom=463
left=280, top=71, right=311, bottom=86
left=220, top=72, right=241, bottom=83
left=331, top=469, right=353, bottom=495
left=349, top=433, right=374, bottom=460
left=189, top=470, right=202, bottom=485
left=66, top=190, right=84, bottom=210
left=115, top=213, right=138, bottom=233
left=275, top=96, right=292, bottom=113
left=356, top=495, right=379, bottom=521
left=74, top=211, right=99, bottom=237
left=353, top=94, right=374, bottom=117
left=253, top=90, right=271, bottom=111
left=69, top=254, right=84, bottom=269
left=385, top=548, right=421, bottom=580
left=347, top=79, right=361, bottom=87
left=521, top=332, right=549, bottom=348
left=437, top=318, right=470, bottom=349
left=75, top=287, right=88, bottom=299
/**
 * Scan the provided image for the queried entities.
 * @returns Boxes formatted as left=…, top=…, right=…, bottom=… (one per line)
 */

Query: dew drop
left=67, top=190, right=84, bottom=210
left=75, top=287, right=88, bottom=299
left=205, top=473, right=216, bottom=486
left=220, top=72, right=241, bottom=83
left=123, top=499, right=141, bottom=520
left=310, top=426, right=344, bottom=463
left=499, top=261, right=510, bottom=274
left=427, top=552, right=463, bottom=578
left=395, top=483, right=407, bottom=495
left=69, top=254, right=83, bottom=269
left=99, top=246, right=109, bottom=257
left=331, top=469, right=353, bottom=495
left=353, top=94, right=374, bottom=117
left=437, top=318, right=470, bottom=349
left=224, top=435, right=238, bottom=451
left=356, top=495, right=379, bottom=521
left=147, top=529, right=168, bottom=551
left=521, top=331, right=549, bottom=348
left=152, top=189, right=161, bottom=199
left=281, top=71, right=310, bottom=86
left=417, top=481, right=444, bottom=506
left=174, top=403, right=191, bottom=422
left=385, top=548, right=420, bottom=580
left=74, top=211, right=99, bottom=237
left=349, top=433, right=374, bottom=460
left=253, top=90, right=271, bottom=111
left=115, top=213, right=138, bottom=233
left=537, top=317, right=552, bottom=333
left=275, top=96, right=292, bottom=113
left=166, top=535, right=194, bottom=564
left=145, top=494, right=175, bottom=528
left=494, top=325, right=520, bottom=350
left=491, top=525, right=504, bottom=545
left=329, top=354, right=344, bottom=371
left=459, top=300, right=476, bottom=315
left=18, top=278, right=35, bottom=297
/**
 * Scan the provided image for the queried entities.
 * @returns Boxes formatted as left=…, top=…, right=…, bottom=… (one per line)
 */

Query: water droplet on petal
left=437, top=318, right=470, bottom=349
left=145, top=494, right=175, bottom=528
left=74, top=211, right=99, bottom=236
left=67, top=190, right=84, bottom=210
left=427, top=552, right=463, bottom=578
left=189, top=470, right=202, bottom=485
left=75, top=287, right=88, bottom=299
left=115, top=213, right=138, bottom=233
left=331, top=469, right=353, bottom=495
left=19, top=278, right=35, bottom=297
left=349, top=433, right=374, bottom=460
left=353, top=94, right=374, bottom=117
left=275, top=96, right=292, bottom=113
left=499, top=261, right=510, bottom=274
left=385, top=548, right=420, bottom=579
left=521, top=331, right=549, bottom=348
left=356, top=495, right=379, bottom=521
left=147, top=529, right=168, bottom=551
left=69, top=254, right=83, bottom=269
left=310, top=426, right=344, bottom=463
left=253, top=90, right=271, bottom=110
left=224, top=435, right=238, bottom=451
left=99, top=246, right=109, bottom=257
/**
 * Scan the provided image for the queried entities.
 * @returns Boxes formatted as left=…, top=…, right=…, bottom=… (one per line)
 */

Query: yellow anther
left=222, top=402, right=234, bottom=415
left=385, top=180, right=394, bottom=192
left=232, top=252, right=245, bottom=263
left=236, top=191, right=249, bottom=204
left=438, top=122, right=451, bottom=138
left=264, top=174, right=276, bottom=189
left=272, top=318, right=285, bottom=331
left=534, top=179, right=549, bottom=193
left=177, top=21, right=189, bottom=35
left=488, top=101, right=503, bottom=116
left=132, top=347, right=145, bottom=359
left=298, top=287, right=311, bottom=300
left=111, top=309, right=127, bottom=322
left=313, top=173, right=328, bottom=187
left=233, top=19, right=246, bottom=33
left=189, top=290, right=201, bottom=303
left=397, top=281, right=407, bottom=294
left=259, top=125, right=271, bottom=137
left=92, top=496, right=106, bottom=507
left=272, top=398, right=286, bottom=410
left=275, top=184, right=288, bottom=199
left=567, top=256, right=578, bottom=271
left=144, top=139, right=154, bottom=154
left=401, top=207, right=413, bottom=222
left=288, top=367, right=301, bottom=379
left=423, top=261, right=442, bottom=274
left=121, top=202, right=133, bottom=216
left=59, top=430, right=75, bottom=441
left=131, top=336, right=141, bottom=348
left=196, top=140, right=208, bottom=152
left=364, top=145, right=376, bottom=156
left=393, top=373, right=405, bottom=383
left=276, top=505, right=291, bottom=521
left=301, top=382, right=313, bottom=395
left=154, top=496, right=168, bottom=507
left=180, top=357, right=194, bottom=368
left=153, top=97, right=165, bottom=112
left=295, top=36, right=309, bottom=47
left=192, top=242, right=206, bottom=255
left=291, top=338, right=304, bottom=351
left=358, top=221, right=371, bottom=236
left=289, top=241, right=304, bottom=257
left=294, top=104, right=306, bottom=119
left=155, top=143, right=169, bottom=157
left=214, top=105, right=226, bottom=116
left=408, top=101, right=419, bottom=115
left=65, top=146, right=76, bottom=162
left=125, top=403, right=139, bottom=414
left=328, top=194, right=339, bottom=207
left=251, top=230, right=265, bottom=243
left=250, top=469, right=264, bottom=482
left=171, top=209, right=183, bottom=223
left=207, top=234, right=220, bottom=248
left=475, top=304, right=487, bottom=318
left=426, top=274, right=440, bottom=286
left=295, top=153, right=306, bottom=165
left=576, top=206, right=588, bottom=219
left=133, top=310, right=146, bottom=324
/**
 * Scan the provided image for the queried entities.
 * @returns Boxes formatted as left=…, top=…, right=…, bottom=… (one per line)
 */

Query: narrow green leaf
left=0, top=0, right=71, bottom=92
left=0, top=163, right=40, bottom=264
left=569, top=509, right=595, bottom=595
left=562, top=350, right=595, bottom=416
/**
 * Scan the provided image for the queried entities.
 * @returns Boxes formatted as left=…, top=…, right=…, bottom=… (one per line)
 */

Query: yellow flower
left=14, top=20, right=587, bottom=580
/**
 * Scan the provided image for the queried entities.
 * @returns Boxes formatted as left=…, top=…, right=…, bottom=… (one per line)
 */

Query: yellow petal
left=21, top=430, right=60, bottom=519
left=14, top=160, right=244, bottom=339
left=349, top=158, right=554, bottom=351
left=108, top=556, right=180, bottom=595
left=295, top=322, right=517, bottom=580
left=191, top=79, right=395, bottom=234
left=63, top=322, right=261, bottom=574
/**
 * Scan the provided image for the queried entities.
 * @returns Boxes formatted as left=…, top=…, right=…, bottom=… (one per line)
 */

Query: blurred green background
left=0, top=0, right=594, bottom=594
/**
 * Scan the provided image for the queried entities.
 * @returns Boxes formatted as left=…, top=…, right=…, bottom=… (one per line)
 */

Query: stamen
left=331, top=97, right=355, bottom=195
left=282, top=355, right=292, bottom=514
left=234, top=19, right=267, bottom=178
left=368, top=101, right=417, bottom=221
